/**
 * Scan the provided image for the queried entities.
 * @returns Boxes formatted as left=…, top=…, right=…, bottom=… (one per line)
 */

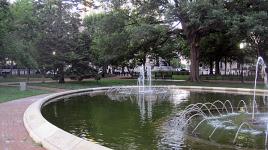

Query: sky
left=8, top=0, right=15, bottom=3
left=7, top=0, right=182, bottom=29
left=7, top=0, right=102, bottom=19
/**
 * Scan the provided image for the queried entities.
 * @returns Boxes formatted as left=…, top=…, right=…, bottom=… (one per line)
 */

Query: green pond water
left=41, top=89, right=267, bottom=150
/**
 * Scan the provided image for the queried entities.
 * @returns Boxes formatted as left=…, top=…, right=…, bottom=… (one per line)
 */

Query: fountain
left=41, top=57, right=268, bottom=149
left=174, top=100, right=267, bottom=148
left=173, top=57, right=268, bottom=149
left=106, top=64, right=169, bottom=95
left=105, top=57, right=268, bottom=149
left=253, top=57, right=267, bottom=120
left=137, top=65, right=153, bottom=93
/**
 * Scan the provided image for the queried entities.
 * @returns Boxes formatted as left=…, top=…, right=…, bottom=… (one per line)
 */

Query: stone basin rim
left=23, top=85, right=268, bottom=150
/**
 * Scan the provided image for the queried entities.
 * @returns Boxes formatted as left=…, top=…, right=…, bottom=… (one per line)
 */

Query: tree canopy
left=1, top=0, right=268, bottom=82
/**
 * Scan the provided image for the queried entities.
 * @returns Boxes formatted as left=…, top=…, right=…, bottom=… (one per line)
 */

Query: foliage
left=10, top=0, right=38, bottom=68
left=34, top=0, right=82, bottom=83
left=0, top=0, right=11, bottom=51
left=84, top=1, right=180, bottom=72
left=226, top=0, right=268, bottom=62
left=0, top=0, right=38, bottom=68
left=1, top=0, right=268, bottom=84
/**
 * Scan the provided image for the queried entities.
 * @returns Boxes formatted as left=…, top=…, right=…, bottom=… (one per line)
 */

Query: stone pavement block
left=0, top=94, right=48, bottom=150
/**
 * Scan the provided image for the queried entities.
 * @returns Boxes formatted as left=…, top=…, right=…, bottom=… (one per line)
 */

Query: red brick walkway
left=0, top=94, right=49, bottom=150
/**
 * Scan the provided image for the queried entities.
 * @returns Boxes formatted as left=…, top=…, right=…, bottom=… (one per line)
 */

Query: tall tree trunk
left=102, top=65, right=107, bottom=78
left=41, top=68, right=45, bottom=83
left=27, top=68, right=30, bottom=82
left=181, top=19, right=200, bottom=82
left=18, top=68, right=20, bottom=76
left=156, top=57, right=159, bottom=66
left=143, top=54, right=146, bottom=67
left=209, top=60, right=213, bottom=75
left=189, top=37, right=200, bottom=82
left=58, top=64, right=65, bottom=83
left=215, top=59, right=220, bottom=75
left=121, top=65, right=125, bottom=76
left=10, top=61, right=14, bottom=76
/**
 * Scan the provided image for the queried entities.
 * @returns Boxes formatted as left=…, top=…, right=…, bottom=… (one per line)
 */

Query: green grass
left=0, top=86, right=49, bottom=103
left=30, top=79, right=138, bottom=90
left=30, top=79, right=267, bottom=90
left=174, top=81, right=265, bottom=89
left=172, top=75, right=190, bottom=80
left=1, top=79, right=265, bottom=103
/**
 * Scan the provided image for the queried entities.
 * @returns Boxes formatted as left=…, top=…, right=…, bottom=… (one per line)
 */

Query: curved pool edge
left=23, top=87, right=112, bottom=150
left=23, top=85, right=268, bottom=150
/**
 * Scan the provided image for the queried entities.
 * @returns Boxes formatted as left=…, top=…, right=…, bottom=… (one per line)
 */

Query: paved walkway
left=0, top=90, right=65, bottom=150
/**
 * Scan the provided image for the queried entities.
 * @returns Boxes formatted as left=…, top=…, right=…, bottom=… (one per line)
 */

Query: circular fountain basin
left=24, top=86, right=268, bottom=150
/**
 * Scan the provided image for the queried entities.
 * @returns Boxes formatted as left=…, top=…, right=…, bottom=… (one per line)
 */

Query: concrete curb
left=23, top=86, right=268, bottom=150
left=23, top=87, right=112, bottom=150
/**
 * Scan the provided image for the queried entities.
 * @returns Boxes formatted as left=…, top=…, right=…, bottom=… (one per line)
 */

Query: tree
left=199, top=32, right=242, bottom=75
left=0, top=0, right=12, bottom=65
left=226, top=0, right=268, bottom=62
left=10, top=0, right=38, bottom=68
left=34, top=0, right=81, bottom=83
left=87, top=1, right=180, bottom=72
left=94, top=0, right=229, bottom=81
left=0, top=0, right=38, bottom=79
left=87, top=0, right=268, bottom=82
left=164, top=0, right=229, bottom=81
left=0, top=0, right=10, bottom=44
left=127, top=24, right=171, bottom=65
left=65, top=30, right=98, bottom=81
left=84, top=10, right=130, bottom=76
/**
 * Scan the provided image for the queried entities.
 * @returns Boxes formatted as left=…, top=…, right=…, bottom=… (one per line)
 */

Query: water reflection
left=108, top=89, right=191, bottom=122
left=53, top=104, right=57, bottom=117
left=42, top=89, right=264, bottom=150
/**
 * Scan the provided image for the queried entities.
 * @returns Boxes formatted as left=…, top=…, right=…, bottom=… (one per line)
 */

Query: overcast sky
left=8, top=0, right=15, bottom=3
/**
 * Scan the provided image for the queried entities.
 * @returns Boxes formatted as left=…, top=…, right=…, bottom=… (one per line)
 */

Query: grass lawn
left=1, top=79, right=265, bottom=103
left=174, top=81, right=265, bottom=89
left=30, top=79, right=138, bottom=90
left=0, top=86, right=49, bottom=103
left=30, top=79, right=266, bottom=90
left=172, top=75, right=189, bottom=80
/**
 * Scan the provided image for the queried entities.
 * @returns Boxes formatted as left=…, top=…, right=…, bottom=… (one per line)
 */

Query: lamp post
left=239, top=42, right=246, bottom=49
left=239, top=42, right=246, bottom=83
left=52, top=51, right=56, bottom=78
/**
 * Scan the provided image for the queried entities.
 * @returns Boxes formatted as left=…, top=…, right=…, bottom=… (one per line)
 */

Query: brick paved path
left=0, top=94, right=49, bottom=150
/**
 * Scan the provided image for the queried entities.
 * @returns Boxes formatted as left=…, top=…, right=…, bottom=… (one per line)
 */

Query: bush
left=153, top=71, right=190, bottom=79
left=66, top=63, right=98, bottom=81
